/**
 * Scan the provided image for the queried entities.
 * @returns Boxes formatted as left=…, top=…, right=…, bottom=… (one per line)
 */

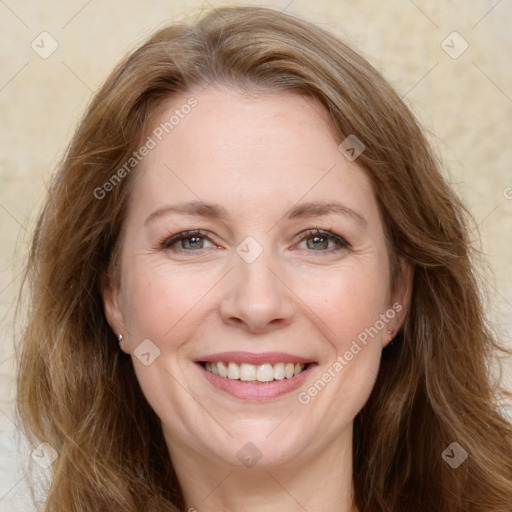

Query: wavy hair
left=16, top=6, right=512, bottom=511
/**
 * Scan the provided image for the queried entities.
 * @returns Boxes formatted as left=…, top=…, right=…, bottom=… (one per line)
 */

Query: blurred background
left=1, top=1, right=511, bottom=509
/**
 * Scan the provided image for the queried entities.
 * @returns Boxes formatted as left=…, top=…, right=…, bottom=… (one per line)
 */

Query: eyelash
left=158, top=227, right=350, bottom=254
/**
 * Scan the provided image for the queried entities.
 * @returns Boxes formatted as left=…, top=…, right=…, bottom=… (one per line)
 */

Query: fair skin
left=103, top=86, right=411, bottom=512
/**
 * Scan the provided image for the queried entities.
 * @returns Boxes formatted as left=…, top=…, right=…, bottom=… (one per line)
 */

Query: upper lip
left=195, top=351, right=315, bottom=365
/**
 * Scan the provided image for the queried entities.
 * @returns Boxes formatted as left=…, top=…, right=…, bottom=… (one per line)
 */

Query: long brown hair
left=16, top=6, right=512, bottom=511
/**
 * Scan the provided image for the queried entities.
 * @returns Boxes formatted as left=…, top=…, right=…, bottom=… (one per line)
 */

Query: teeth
left=227, top=362, right=239, bottom=380
left=204, top=361, right=306, bottom=381
left=273, top=362, right=285, bottom=380
left=218, top=361, right=228, bottom=378
left=240, top=363, right=257, bottom=381
left=257, top=363, right=274, bottom=382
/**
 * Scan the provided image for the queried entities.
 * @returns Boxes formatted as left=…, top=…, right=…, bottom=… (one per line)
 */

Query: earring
left=118, top=333, right=123, bottom=344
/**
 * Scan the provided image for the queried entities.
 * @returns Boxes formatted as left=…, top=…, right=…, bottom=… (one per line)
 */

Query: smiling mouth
left=200, top=361, right=310, bottom=383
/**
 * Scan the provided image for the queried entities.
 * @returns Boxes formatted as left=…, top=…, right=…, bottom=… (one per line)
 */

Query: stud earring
left=118, top=333, right=123, bottom=344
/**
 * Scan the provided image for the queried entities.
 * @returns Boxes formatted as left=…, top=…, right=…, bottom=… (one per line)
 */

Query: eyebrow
left=144, top=200, right=368, bottom=228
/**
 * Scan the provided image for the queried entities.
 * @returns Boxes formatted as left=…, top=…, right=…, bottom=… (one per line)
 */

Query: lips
left=197, top=351, right=313, bottom=365
left=194, top=351, right=317, bottom=401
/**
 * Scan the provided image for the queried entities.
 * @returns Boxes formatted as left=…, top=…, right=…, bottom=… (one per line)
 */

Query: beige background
left=1, top=1, right=511, bottom=509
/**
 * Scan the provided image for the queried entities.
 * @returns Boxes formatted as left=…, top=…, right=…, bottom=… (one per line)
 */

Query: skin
left=103, top=86, right=411, bottom=512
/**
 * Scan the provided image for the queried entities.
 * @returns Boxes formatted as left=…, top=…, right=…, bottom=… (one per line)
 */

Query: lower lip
left=197, top=363, right=317, bottom=401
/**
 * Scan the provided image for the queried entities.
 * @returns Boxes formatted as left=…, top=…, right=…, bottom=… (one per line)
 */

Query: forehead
left=128, top=87, right=380, bottom=227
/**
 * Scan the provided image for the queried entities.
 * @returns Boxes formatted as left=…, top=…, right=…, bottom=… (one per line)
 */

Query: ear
left=384, top=259, right=413, bottom=347
left=101, top=273, right=130, bottom=354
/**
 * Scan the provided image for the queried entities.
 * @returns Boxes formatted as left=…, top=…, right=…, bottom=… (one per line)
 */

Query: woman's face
left=103, top=86, right=409, bottom=470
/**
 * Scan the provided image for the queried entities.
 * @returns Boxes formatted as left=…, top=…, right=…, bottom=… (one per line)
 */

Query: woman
left=16, top=5, right=512, bottom=511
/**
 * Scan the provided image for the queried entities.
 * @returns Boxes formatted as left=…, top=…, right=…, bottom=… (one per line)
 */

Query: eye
left=296, top=228, right=350, bottom=253
left=158, top=228, right=350, bottom=255
left=160, top=230, right=216, bottom=252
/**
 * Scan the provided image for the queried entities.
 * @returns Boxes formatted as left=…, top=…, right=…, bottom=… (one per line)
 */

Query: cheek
left=121, top=247, right=391, bottom=356
left=294, top=271, right=388, bottom=425
left=121, top=261, right=215, bottom=343
left=118, top=262, right=213, bottom=433
left=301, top=260, right=391, bottom=349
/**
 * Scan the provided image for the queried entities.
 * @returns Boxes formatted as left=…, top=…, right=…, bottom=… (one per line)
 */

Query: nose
left=218, top=250, right=295, bottom=333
